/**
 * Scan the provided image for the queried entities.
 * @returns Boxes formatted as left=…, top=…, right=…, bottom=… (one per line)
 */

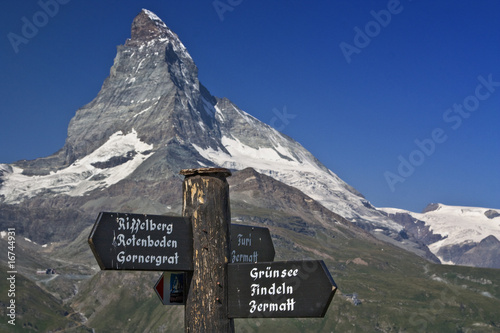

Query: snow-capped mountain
left=0, top=9, right=497, bottom=268
left=380, top=204, right=500, bottom=268
left=0, top=9, right=388, bottom=224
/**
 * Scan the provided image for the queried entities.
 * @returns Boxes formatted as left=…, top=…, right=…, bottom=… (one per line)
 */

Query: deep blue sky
left=1, top=0, right=499, bottom=212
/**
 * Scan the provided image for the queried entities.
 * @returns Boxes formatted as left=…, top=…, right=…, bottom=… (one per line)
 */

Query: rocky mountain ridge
left=0, top=10, right=394, bottom=240
left=0, top=9, right=498, bottom=268
left=0, top=9, right=499, bottom=332
left=380, top=203, right=500, bottom=268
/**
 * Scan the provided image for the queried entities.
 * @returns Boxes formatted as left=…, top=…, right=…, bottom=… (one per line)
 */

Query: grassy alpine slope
left=69, top=211, right=500, bottom=332
left=2, top=168, right=499, bottom=332
left=69, top=169, right=500, bottom=332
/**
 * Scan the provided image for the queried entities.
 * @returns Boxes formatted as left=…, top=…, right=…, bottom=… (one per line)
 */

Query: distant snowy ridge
left=1, top=8, right=495, bottom=269
left=379, top=204, right=500, bottom=264
left=193, top=135, right=361, bottom=219
left=0, top=8, right=448, bottom=267
left=0, top=130, right=152, bottom=204
left=192, top=102, right=401, bottom=230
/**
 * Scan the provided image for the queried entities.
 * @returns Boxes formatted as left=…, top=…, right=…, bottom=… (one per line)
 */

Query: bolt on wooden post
left=180, top=168, right=234, bottom=333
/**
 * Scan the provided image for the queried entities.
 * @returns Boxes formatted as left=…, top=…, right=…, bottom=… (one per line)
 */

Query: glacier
left=379, top=204, right=500, bottom=264
left=0, top=129, right=153, bottom=204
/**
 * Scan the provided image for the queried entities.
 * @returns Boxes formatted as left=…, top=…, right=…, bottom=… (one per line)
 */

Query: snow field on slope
left=379, top=204, right=500, bottom=261
left=192, top=135, right=392, bottom=223
left=0, top=130, right=153, bottom=204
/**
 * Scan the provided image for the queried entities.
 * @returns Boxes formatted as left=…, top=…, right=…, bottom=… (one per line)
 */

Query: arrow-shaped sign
left=230, top=224, right=275, bottom=263
left=228, top=260, right=337, bottom=318
left=154, top=272, right=186, bottom=305
left=88, top=212, right=193, bottom=271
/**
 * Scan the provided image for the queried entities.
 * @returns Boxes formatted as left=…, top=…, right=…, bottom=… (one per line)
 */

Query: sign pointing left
left=88, top=212, right=193, bottom=271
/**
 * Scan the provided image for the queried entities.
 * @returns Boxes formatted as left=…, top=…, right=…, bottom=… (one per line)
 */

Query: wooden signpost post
left=180, top=168, right=234, bottom=332
left=88, top=167, right=337, bottom=332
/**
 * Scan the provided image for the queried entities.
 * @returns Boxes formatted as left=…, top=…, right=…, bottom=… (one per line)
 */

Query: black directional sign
left=230, top=224, right=275, bottom=263
left=88, top=212, right=193, bottom=271
left=228, top=260, right=337, bottom=318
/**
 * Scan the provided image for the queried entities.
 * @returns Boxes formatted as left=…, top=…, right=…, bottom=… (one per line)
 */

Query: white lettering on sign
left=116, top=251, right=179, bottom=266
left=249, top=298, right=296, bottom=313
left=115, top=234, right=178, bottom=248
left=231, top=250, right=258, bottom=263
left=250, top=266, right=299, bottom=281
left=117, top=217, right=173, bottom=235
left=109, top=215, right=186, bottom=268
left=246, top=265, right=299, bottom=314
left=237, top=233, right=251, bottom=246
left=250, top=282, right=293, bottom=296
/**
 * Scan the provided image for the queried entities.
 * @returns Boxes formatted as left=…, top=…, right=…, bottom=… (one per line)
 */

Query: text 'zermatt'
left=248, top=266, right=298, bottom=313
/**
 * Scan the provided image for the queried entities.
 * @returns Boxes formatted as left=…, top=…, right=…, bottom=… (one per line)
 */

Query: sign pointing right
left=228, top=260, right=337, bottom=318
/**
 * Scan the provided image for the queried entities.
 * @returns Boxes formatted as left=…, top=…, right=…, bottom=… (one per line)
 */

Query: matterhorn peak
left=129, top=9, right=169, bottom=43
